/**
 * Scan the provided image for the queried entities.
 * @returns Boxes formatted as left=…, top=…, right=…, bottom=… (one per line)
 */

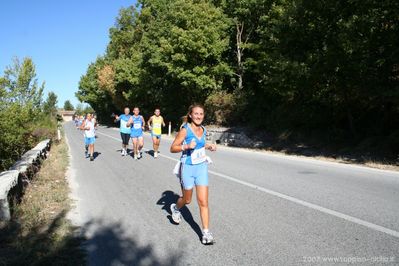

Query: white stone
left=0, top=170, right=19, bottom=220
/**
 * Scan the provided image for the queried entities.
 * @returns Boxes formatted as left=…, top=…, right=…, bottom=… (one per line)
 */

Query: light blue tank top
left=119, top=114, right=131, bottom=134
left=181, top=124, right=207, bottom=165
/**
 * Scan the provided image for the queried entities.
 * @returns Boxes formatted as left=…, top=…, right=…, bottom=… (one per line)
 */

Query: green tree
left=77, top=0, right=231, bottom=124
left=43, top=91, right=58, bottom=116
left=75, top=103, right=84, bottom=115
left=63, top=100, right=74, bottom=111
left=77, top=0, right=399, bottom=158
left=2, top=57, right=44, bottom=114
left=0, top=57, right=56, bottom=171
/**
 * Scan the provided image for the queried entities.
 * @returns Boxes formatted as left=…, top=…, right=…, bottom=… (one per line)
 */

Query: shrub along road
left=65, top=122, right=399, bottom=265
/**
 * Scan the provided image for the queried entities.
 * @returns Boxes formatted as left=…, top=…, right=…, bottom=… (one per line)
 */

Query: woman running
left=169, top=104, right=217, bottom=244
left=114, top=107, right=132, bottom=156
left=147, top=108, right=165, bottom=158
left=127, top=107, right=145, bottom=160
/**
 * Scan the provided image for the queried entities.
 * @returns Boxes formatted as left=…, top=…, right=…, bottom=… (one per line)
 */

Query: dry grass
left=0, top=138, right=85, bottom=265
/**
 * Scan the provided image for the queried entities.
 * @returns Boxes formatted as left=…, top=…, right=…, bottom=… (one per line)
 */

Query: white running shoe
left=137, top=152, right=142, bottom=159
left=134, top=154, right=138, bottom=160
left=121, top=149, right=125, bottom=156
left=202, top=231, right=214, bottom=245
left=154, top=151, right=158, bottom=158
left=170, top=203, right=182, bottom=224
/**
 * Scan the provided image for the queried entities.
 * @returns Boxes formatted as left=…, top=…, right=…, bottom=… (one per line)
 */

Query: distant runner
left=80, top=113, right=97, bottom=161
left=127, top=107, right=145, bottom=160
left=169, top=104, right=217, bottom=245
left=147, top=108, right=165, bottom=158
left=114, top=107, right=132, bottom=156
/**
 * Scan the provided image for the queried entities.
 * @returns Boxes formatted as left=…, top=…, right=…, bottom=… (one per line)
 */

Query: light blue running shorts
left=180, top=162, right=208, bottom=189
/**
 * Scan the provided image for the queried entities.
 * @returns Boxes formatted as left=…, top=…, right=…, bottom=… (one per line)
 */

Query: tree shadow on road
left=156, top=190, right=202, bottom=241
left=82, top=219, right=181, bottom=266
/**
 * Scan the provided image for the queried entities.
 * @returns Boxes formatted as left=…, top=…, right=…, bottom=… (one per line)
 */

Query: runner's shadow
left=156, top=190, right=202, bottom=240
left=93, top=152, right=101, bottom=159
left=146, top=150, right=155, bottom=157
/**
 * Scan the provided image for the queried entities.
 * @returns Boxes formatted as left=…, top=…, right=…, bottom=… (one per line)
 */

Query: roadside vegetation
left=76, top=0, right=399, bottom=163
left=0, top=136, right=85, bottom=265
left=0, top=57, right=84, bottom=265
left=0, top=57, right=61, bottom=171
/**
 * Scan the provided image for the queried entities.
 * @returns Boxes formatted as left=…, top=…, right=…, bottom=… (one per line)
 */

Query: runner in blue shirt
left=170, top=104, right=217, bottom=244
left=114, top=107, right=132, bottom=156
left=127, top=107, right=145, bottom=160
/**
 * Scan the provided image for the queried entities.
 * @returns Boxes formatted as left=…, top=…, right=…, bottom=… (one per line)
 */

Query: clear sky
left=0, top=0, right=136, bottom=108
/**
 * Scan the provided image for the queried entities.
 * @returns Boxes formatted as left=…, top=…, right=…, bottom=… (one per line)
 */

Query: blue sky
left=0, top=0, right=136, bottom=108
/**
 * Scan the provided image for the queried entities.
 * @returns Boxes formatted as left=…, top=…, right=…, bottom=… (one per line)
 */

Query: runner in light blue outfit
left=128, top=107, right=145, bottom=160
left=169, top=104, right=217, bottom=245
left=80, top=113, right=97, bottom=161
left=180, top=123, right=208, bottom=188
left=114, top=107, right=131, bottom=156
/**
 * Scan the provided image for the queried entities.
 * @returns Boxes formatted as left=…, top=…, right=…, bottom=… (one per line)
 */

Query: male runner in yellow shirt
left=147, top=108, right=165, bottom=158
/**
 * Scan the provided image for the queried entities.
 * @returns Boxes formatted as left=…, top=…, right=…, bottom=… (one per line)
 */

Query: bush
left=205, top=90, right=236, bottom=125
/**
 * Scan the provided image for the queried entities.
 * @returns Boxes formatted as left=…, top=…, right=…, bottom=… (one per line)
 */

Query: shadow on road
left=146, top=150, right=155, bottom=157
left=156, top=190, right=202, bottom=241
left=93, top=151, right=101, bottom=159
left=82, top=219, right=181, bottom=266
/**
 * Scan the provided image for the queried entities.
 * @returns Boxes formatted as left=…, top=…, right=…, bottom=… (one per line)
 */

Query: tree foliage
left=0, top=57, right=57, bottom=171
left=63, top=100, right=74, bottom=111
left=77, top=0, right=399, bottom=158
left=77, top=0, right=231, bottom=124
left=43, top=91, right=58, bottom=116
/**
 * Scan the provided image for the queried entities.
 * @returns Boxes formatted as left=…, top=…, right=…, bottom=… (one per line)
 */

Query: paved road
left=65, top=122, right=399, bottom=265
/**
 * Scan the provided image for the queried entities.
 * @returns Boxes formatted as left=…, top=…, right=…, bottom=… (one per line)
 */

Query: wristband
left=181, top=144, right=185, bottom=151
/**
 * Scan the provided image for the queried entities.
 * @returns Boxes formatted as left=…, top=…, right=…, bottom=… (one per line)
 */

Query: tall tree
left=2, top=57, right=44, bottom=112
left=0, top=57, right=55, bottom=170
left=43, top=91, right=58, bottom=116
left=63, top=100, right=74, bottom=111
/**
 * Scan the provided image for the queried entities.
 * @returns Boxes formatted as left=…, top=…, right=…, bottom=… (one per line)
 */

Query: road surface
left=65, top=122, right=399, bottom=265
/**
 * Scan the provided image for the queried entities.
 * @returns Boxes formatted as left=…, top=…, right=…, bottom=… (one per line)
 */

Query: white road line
left=96, top=130, right=399, bottom=239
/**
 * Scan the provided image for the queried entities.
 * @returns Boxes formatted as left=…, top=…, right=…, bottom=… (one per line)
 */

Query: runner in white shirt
left=80, top=113, right=97, bottom=161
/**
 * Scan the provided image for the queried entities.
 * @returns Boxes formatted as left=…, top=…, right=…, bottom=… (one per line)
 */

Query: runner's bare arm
left=147, top=116, right=153, bottom=129
left=141, top=116, right=146, bottom=130
left=170, top=128, right=187, bottom=153
left=79, top=120, right=86, bottom=130
left=126, top=116, right=133, bottom=127
left=161, top=116, right=165, bottom=127
left=205, top=143, right=217, bottom=151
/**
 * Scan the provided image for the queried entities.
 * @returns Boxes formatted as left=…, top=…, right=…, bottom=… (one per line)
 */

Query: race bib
left=191, top=147, right=206, bottom=164
left=134, top=123, right=141, bottom=129
left=153, top=124, right=161, bottom=128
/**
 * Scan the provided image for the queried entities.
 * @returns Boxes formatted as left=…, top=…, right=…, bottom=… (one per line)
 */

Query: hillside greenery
left=76, top=0, right=399, bottom=160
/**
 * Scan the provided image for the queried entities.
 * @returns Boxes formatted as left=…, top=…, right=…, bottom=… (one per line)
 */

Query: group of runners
left=114, top=107, right=165, bottom=159
left=78, top=104, right=217, bottom=245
